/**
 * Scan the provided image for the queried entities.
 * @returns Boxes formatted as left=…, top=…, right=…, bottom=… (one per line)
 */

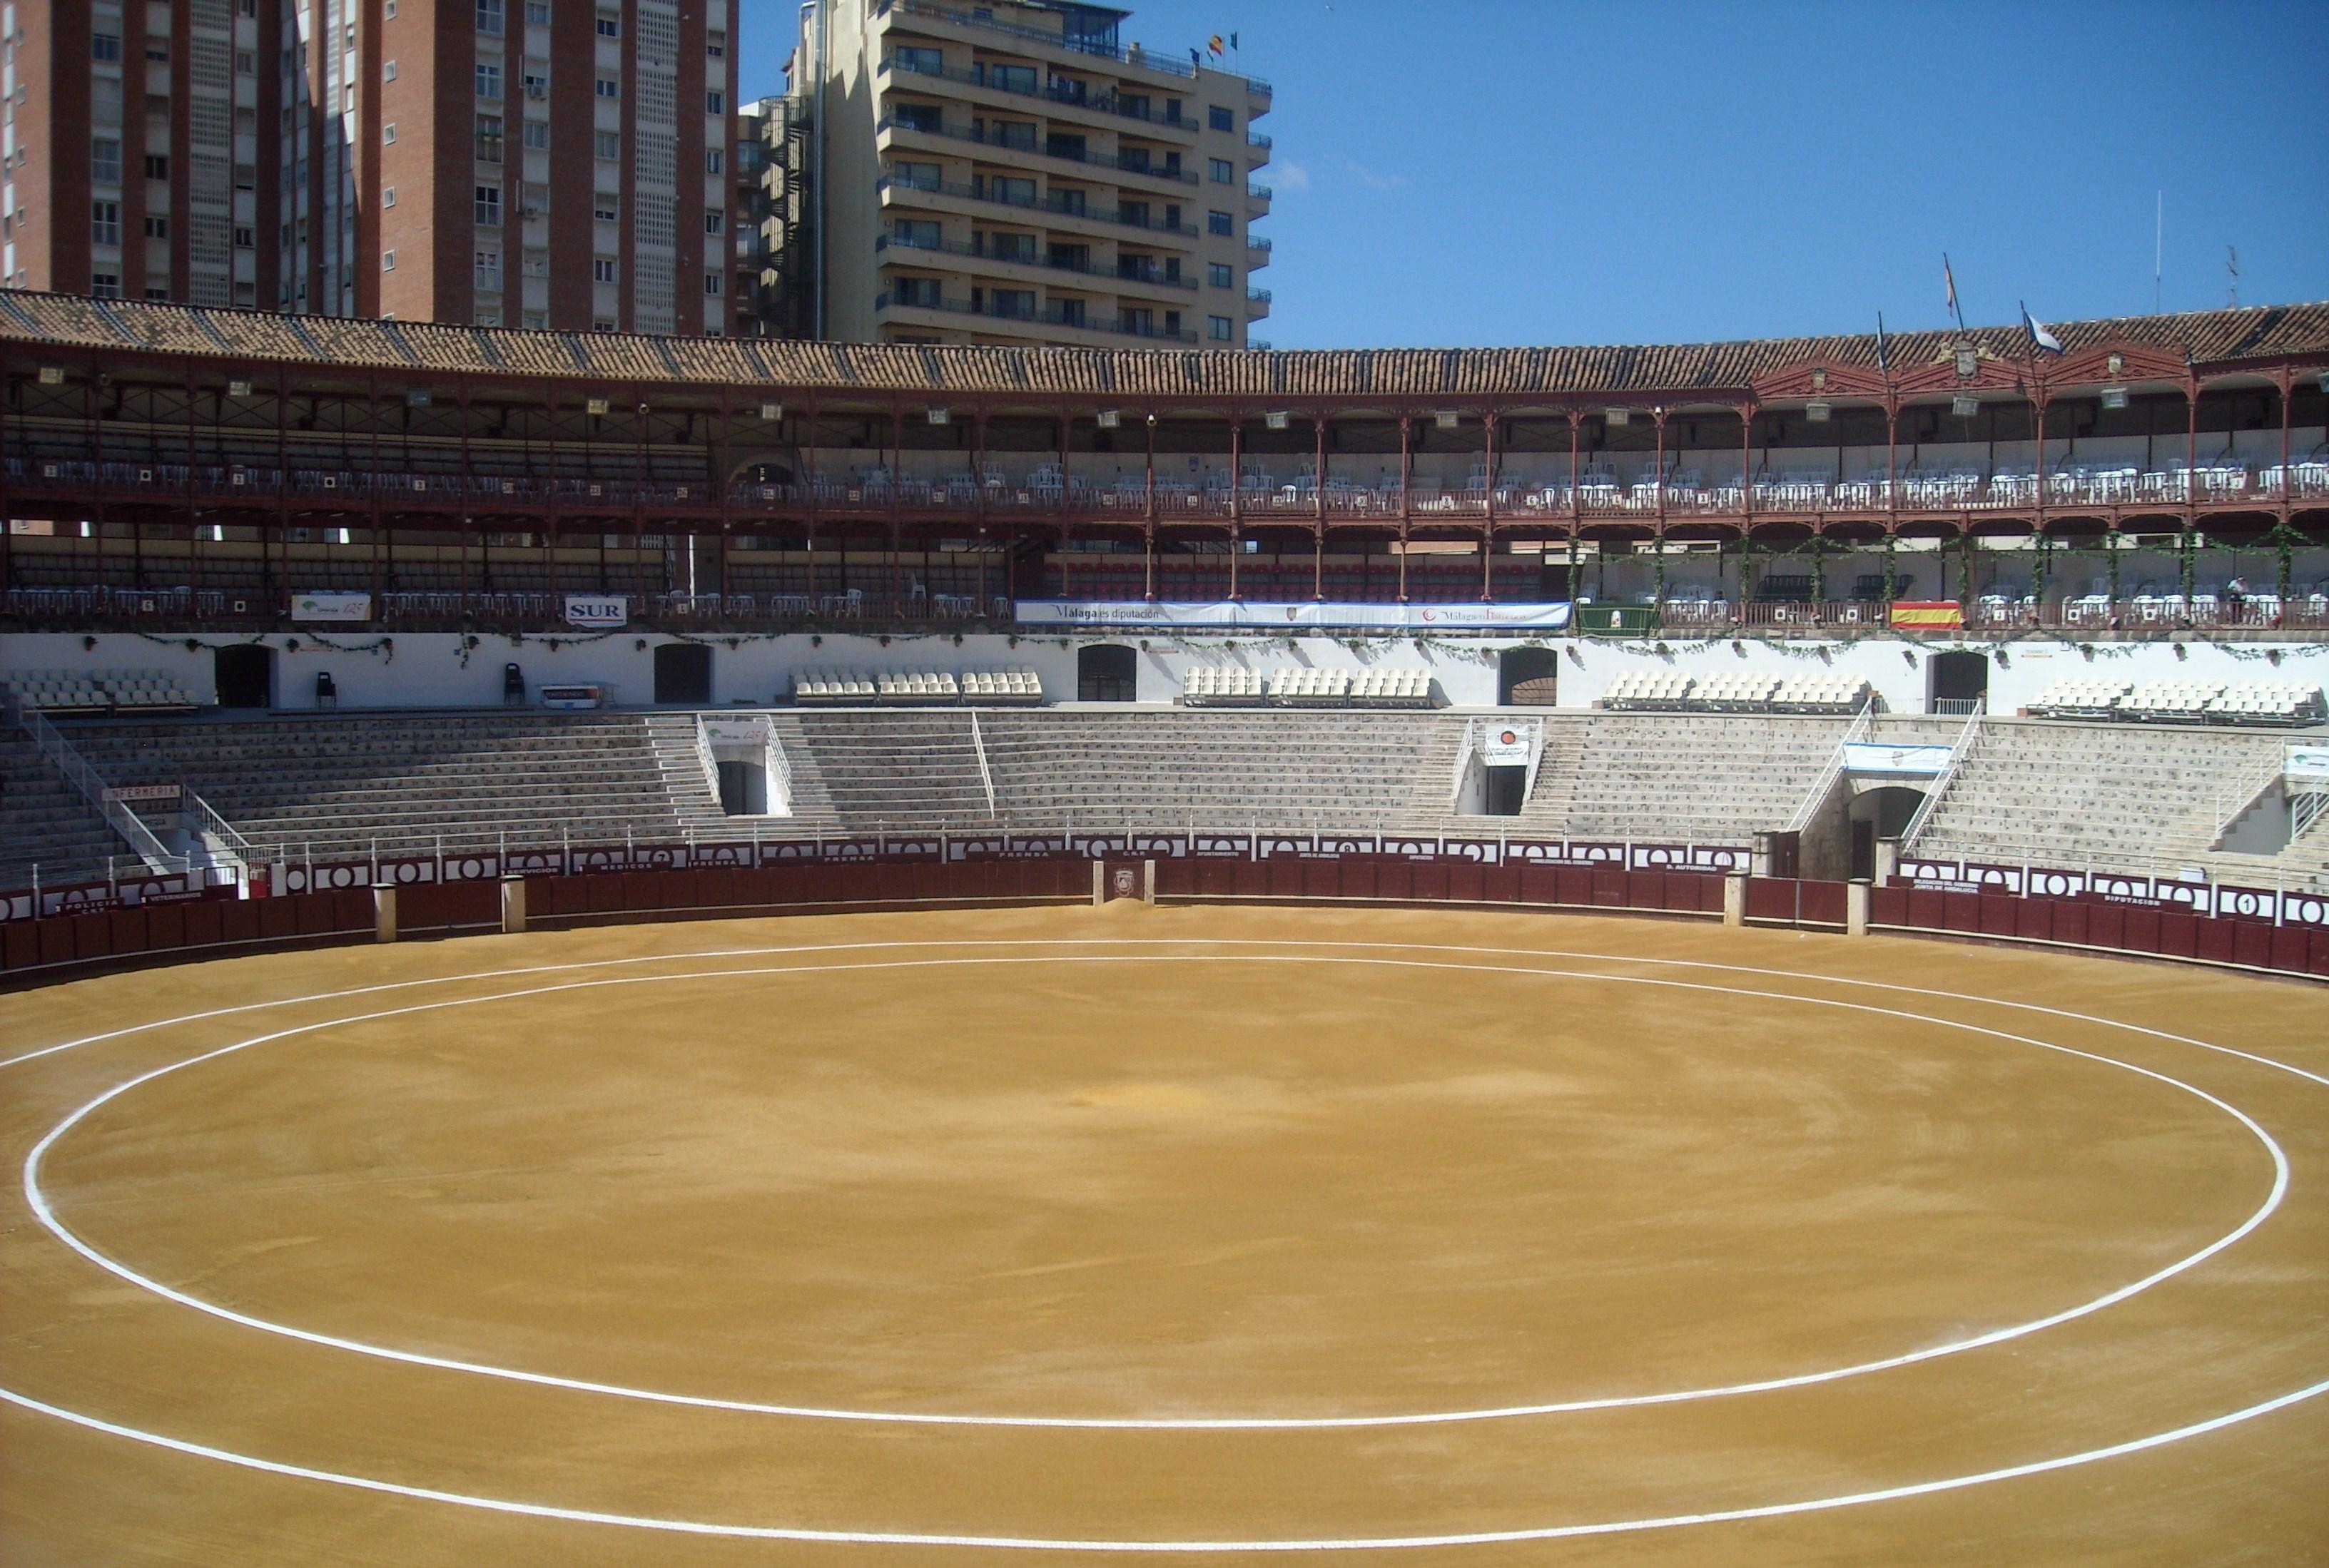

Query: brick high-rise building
left=2, top=0, right=743, bottom=335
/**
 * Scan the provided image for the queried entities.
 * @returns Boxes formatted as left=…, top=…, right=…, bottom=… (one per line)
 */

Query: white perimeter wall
left=4, top=629, right=2325, bottom=715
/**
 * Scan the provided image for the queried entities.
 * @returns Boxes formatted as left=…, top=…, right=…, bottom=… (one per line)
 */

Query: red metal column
left=1396, top=412, right=1413, bottom=603
left=1313, top=412, right=1327, bottom=601
left=1144, top=409, right=1158, bottom=602
left=1480, top=406, right=1497, bottom=601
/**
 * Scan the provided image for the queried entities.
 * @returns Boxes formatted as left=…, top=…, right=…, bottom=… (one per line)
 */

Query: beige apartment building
left=763, top=0, right=1272, bottom=348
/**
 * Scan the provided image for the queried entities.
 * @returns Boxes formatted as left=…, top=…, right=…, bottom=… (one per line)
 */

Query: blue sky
left=739, top=0, right=2329, bottom=349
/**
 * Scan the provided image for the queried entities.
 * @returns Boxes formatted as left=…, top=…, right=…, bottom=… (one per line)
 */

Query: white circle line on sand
left=19, top=952, right=2294, bottom=1430
left=4, top=1374, right=2325, bottom=1551
left=6, top=932, right=2323, bottom=1094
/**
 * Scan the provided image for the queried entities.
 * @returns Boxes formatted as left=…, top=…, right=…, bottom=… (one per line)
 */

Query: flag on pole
left=1229, top=31, right=1239, bottom=49
left=1208, top=34, right=1225, bottom=55
left=1943, top=255, right=1962, bottom=329
left=2021, top=302, right=2064, bottom=355
left=1874, top=312, right=1891, bottom=375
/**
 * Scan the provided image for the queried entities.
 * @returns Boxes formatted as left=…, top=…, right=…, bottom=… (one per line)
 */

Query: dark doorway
left=1483, top=765, right=1527, bottom=815
left=214, top=643, right=274, bottom=709
left=1847, top=785, right=1927, bottom=880
left=1498, top=646, right=1558, bottom=705
left=654, top=643, right=713, bottom=705
left=1077, top=644, right=1137, bottom=702
left=1927, top=651, right=1988, bottom=713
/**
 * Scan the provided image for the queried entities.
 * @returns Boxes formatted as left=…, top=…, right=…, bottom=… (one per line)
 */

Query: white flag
left=2021, top=302, right=2064, bottom=355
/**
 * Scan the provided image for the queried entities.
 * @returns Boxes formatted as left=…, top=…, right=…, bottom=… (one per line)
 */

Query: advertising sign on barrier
left=290, top=591, right=372, bottom=623
left=2288, top=744, right=2329, bottom=783
left=564, top=594, right=629, bottom=628
left=701, top=716, right=771, bottom=747
left=102, top=783, right=183, bottom=804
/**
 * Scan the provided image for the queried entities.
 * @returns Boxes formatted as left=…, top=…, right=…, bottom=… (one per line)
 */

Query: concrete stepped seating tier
left=61, top=712, right=691, bottom=860
left=970, top=711, right=1471, bottom=832
left=0, top=726, right=128, bottom=887
left=6, top=667, right=203, bottom=713
left=785, top=711, right=992, bottom=825
left=1912, top=720, right=2325, bottom=888
left=1530, top=713, right=1852, bottom=842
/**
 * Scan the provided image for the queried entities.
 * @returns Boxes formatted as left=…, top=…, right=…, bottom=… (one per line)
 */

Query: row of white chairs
left=791, top=668, right=1042, bottom=705
left=2029, top=678, right=2325, bottom=726
left=5, top=667, right=205, bottom=712
left=1179, top=666, right=1437, bottom=709
left=1600, top=670, right=1872, bottom=714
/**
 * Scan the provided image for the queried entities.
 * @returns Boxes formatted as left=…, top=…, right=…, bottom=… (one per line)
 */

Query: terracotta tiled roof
left=3, top=290, right=2323, bottom=400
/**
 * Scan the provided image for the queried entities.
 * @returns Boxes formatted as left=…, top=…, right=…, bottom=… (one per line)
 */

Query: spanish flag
left=1889, top=601, right=1965, bottom=630
left=1208, top=34, right=1225, bottom=55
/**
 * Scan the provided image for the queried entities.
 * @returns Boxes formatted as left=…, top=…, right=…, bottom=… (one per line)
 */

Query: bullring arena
left=4, top=292, right=2329, bottom=1561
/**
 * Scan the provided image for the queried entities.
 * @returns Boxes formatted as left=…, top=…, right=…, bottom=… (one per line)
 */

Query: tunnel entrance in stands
left=1498, top=646, right=1558, bottom=706
left=213, top=644, right=274, bottom=709
left=1927, top=651, right=1988, bottom=714
left=1848, top=785, right=1927, bottom=880
left=1077, top=645, right=1137, bottom=703
left=654, top=643, right=713, bottom=706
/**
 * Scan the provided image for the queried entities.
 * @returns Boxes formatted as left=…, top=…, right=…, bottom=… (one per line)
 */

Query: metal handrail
left=1784, top=698, right=1874, bottom=833
left=968, top=709, right=998, bottom=818
left=1899, top=705, right=1987, bottom=852
left=0, top=683, right=181, bottom=872
left=181, top=788, right=254, bottom=881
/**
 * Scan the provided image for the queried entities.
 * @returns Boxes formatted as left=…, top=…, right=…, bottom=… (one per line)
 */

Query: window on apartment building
left=593, top=256, right=617, bottom=282
left=526, top=1, right=550, bottom=22
left=477, top=63, right=502, bottom=99
left=235, top=163, right=258, bottom=191
left=523, top=309, right=547, bottom=328
left=475, top=185, right=502, bottom=224
left=1209, top=315, right=1232, bottom=341
left=892, top=218, right=940, bottom=249
left=385, top=0, right=398, bottom=16
left=477, top=0, right=504, bottom=36
left=593, top=191, right=617, bottom=220
left=524, top=71, right=548, bottom=99
left=91, top=201, right=122, bottom=246
left=144, top=154, right=169, bottom=180
left=705, top=148, right=724, bottom=174
left=383, top=58, right=398, bottom=81
left=382, top=185, right=397, bottom=206
left=384, top=123, right=398, bottom=143
left=892, top=45, right=941, bottom=74
left=91, top=139, right=123, bottom=183
left=981, top=63, right=1035, bottom=93
left=592, top=317, right=616, bottom=330
left=986, top=175, right=1035, bottom=206
left=91, top=273, right=123, bottom=297
left=989, top=119, right=1036, bottom=150
left=593, top=130, right=619, bottom=159
left=383, top=250, right=397, bottom=270
left=148, top=286, right=174, bottom=301
left=707, top=32, right=726, bottom=58
left=145, top=215, right=170, bottom=240
left=704, top=272, right=722, bottom=295
left=704, top=210, right=724, bottom=235
left=477, top=115, right=504, bottom=161
left=523, top=248, right=549, bottom=277
left=235, top=49, right=256, bottom=74
left=1117, top=199, right=1149, bottom=228
left=1207, top=262, right=1232, bottom=288
left=146, top=40, right=171, bottom=62
left=1209, top=106, right=1233, bottom=131
left=990, top=289, right=1035, bottom=320
left=596, top=13, right=620, bottom=38
left=595, top=76, right=619, bottom=99
left=475, top=306, right=502, bottom=325
left=890, top=276, right=940, bottom=307
left=890, top=160, right=940, bottom=190
left=523, top=119, right=548, bottom=149
left=706, top=89, right=724, bottom=114
left=146, top=93, right=171, bottom=118
left=93, top=31, right=124, bottom=61
left=1209, top=158, right=1232, bottom=183
left=234, top=225, right=255, bottom=248
left=1207, top=209, right=1232, bottom=235
left=475, top=249, right=502, bottom=287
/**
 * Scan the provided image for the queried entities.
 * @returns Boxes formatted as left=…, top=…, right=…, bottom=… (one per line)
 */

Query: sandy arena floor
left=0, top=902, right=2324, bottom=1566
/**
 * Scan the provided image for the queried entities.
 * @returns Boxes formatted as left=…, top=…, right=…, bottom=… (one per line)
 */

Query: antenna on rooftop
left=2226, top=244, right=2240, bottom=307
left=2153, top=191, right=2162, bottom=314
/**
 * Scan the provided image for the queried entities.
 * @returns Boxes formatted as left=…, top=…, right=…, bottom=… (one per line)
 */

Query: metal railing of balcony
left=876, top=290, right=1200, bottom=344
left=1247, top=183, right=1272, bottom=202
left=875, top=113, right=1199, bottom=184
left=1247, top=287, right=1272, bottom=304
left=1247, top=235, right=1272, bottom=253
left=878, top=54, right=1198, bottom=131
left=881, top=0, right=1272, bottom=93
left=1247, top=131, right=1272, bottom=150
left=878, top=174, right=1200, bottom=238
left=876, top=232, right=1198, bottom=291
